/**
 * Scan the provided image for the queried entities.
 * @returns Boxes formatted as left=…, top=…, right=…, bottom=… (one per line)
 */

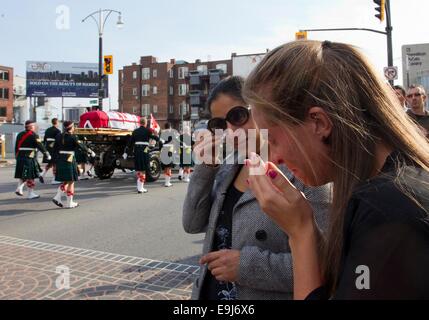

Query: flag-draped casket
left=79, top=111, right=141, bottom=131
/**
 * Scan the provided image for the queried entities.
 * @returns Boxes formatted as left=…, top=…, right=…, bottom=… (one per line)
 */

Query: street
left=0, top=165, right=203, bottom=299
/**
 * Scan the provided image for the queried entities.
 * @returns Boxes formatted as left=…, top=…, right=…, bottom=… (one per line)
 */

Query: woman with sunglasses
left=244, top=40, right=429, bottom=299
left=183, top=76, right=331, bottom=300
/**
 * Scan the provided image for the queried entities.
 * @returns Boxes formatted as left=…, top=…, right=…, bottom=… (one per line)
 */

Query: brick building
left=0, top=66, right=13, bottom=122
left=118, top=56, right=232, bottom=129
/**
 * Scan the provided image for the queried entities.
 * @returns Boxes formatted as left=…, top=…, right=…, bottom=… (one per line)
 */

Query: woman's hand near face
left=193, top=130, right=224, bottom=167
left=246, top=152, right=315, bottom=240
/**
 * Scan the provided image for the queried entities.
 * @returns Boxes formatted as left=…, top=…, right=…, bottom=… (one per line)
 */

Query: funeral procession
left=3, top=1, right=429, bottom=312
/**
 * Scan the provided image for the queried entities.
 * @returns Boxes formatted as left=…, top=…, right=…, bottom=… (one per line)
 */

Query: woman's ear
left=307, top=107, right=333, bottom=142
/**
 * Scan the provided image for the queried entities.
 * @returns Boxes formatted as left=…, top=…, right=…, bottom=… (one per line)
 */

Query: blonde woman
left=244, top=40, right=429, bottom=300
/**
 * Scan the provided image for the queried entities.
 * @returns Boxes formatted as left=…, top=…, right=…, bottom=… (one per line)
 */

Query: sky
left=1, top=0, right=428, bottom=110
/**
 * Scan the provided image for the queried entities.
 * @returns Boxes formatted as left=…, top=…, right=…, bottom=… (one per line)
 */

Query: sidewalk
left=0, top=236, right=197, bottom=300
left=0, top=153, right=15, bottom=167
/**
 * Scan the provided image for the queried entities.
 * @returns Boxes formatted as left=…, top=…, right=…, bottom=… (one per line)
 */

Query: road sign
left=384, top=66, right=398, bottom=81
left=104, top=55, right=113, bottom=75
left=295, top=31, right=308, bottom=40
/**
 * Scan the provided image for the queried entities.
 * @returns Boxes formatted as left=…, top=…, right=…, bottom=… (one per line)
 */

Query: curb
left=0, top=160, right=14, bottom=167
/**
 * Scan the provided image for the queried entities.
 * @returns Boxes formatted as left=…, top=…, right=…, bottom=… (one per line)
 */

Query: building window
left=132, top=88, right=137, bottom=96
left=132, top=106, right=138, bottom=114
left=169, top=86, right=174, bottom=96
left=121, top=72, right=124, bottom=83
left=120, top=87, right=123, bottom=99
left=153, top=105, right=158, bottom=114
left=197, top=65, right=208, bottom=74
left=178, top=67, right=189, bottom=79
left=142, top=84, right=150, bottom=97
left=0, top=88, right=9, bottom=99
left=142, top=68, right=150, bottom=80
left=153, top=86, right=158, bottom=95
left=142, top=104, right=150, bottom=116
left=153, top=69, right=158, bottom=78
left=169, top=69, right=174, bottom=79
left=0, top=107, right=6, bottom=117
left=216, top=63, right=228, bottom=73
left=0, top=71, right=9, bottom=81
left=178, top=84, right=188, bottom=96
left=169, top=104, right=174, bottom=114
left=132, top=71, right=137, bottom=79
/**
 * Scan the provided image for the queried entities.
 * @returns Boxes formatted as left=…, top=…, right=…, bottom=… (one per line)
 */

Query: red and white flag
left=150, top=113, right=160, bottom=134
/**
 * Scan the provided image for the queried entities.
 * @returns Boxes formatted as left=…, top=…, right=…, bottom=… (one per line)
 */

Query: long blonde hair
left=243, top=40, right=429, bottom=293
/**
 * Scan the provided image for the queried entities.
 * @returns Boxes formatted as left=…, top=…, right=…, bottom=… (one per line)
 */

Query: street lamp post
left=82, top=9, right=123, bottom=111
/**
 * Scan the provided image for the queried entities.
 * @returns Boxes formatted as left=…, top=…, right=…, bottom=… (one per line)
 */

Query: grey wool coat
left=182, top=162, right=332, bottom=300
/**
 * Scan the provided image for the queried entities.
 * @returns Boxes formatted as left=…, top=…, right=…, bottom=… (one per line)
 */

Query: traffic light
left=295, top=31, right=308, bottom=40
left=374, top=0, right=386, bottom=22
left=104, top=55, right=113, bottom=75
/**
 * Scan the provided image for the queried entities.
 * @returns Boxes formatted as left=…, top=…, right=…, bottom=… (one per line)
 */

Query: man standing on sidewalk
left=406, top=84, right=429, bottom=138
left=14, top=120, right=51, bottom=199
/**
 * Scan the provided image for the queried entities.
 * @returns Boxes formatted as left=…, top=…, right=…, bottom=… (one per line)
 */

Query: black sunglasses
left=208, top=106, right=251, bottom=133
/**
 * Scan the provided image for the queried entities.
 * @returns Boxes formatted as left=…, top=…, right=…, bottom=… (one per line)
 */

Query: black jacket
left=15, top=130, right=48, bottom=157
left=127, top=126, right=159, bottom=152
left=308, top=152, right=429, bottom=300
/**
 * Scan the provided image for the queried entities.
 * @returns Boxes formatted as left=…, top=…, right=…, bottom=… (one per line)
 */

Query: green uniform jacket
left=54, top=133, right=88, bottom=182
left=14, top=130, right=48, bottom=180
left=43, top=126, right=61, bottom=164
left=127, top=126, right=159, bottom=172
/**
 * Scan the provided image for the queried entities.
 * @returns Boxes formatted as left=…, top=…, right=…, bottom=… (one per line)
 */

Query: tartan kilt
left=14, top=155, right=42, bottom=180
left=55, top=154, right=79, bottom=182
left=134, top=147, right=150, bottom=172
left=75, top=148, right=88, bottom=164
left=179, top=147, right=194, bottom=168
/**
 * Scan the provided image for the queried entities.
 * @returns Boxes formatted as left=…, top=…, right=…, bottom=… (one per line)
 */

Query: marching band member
left=179, top=126, right=194, bottom=183
left=14, top=120, right=51, bottom=199
left=160, top=122, right=176, bottom=188
left=123, top=117, right=159, bottom=194
left=52, top=121, right=95, bottom=209
left=40, top=118, right=61, bottom=184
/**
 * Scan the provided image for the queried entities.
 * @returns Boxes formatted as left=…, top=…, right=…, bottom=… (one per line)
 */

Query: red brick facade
left=119, top=56, right=232, bottom=129
left=0, top=66, right=13, bottom=122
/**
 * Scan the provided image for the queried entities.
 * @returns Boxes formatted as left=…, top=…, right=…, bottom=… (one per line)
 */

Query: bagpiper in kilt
left=52, top=121, right=94, bottom=209
left=178, top=126, right=194, bottom=183
left=14, top=120, right=51, bottom=199
left=40, top=118, right=61, bottom=184
left=123, top=117, right=159, bottom=194
left=159, top=122, right=177, bottom=188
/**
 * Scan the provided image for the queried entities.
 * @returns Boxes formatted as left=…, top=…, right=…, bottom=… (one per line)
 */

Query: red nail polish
left=268, top=170, right=278, bottom=180
left=246, top=179, right=250, bottom=185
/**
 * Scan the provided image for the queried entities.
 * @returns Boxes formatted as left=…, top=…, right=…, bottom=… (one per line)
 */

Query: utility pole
left=297, top=0, right=394, bottom=84
left=385, top=0, right=394, bottom=85
left=82, top=9, right=123, bottom=111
